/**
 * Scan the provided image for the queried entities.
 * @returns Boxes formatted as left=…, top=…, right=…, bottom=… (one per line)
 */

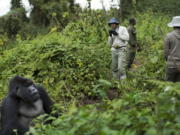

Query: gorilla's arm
left=1, top=97, right=28, bottom=135
left=36, top=85, right=53, bottom=114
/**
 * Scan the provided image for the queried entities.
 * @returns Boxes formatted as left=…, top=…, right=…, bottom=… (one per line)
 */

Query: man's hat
left=168, top=16, right=180, bottom=27
left=108, top=18, right=119, bottom=25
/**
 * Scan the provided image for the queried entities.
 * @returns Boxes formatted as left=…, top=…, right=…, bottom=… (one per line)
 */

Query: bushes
left=0, top=12, right=179, bottom=135
left=27, top=80, right=180, bottom=135
left=0, top=31, right=110, bottom=101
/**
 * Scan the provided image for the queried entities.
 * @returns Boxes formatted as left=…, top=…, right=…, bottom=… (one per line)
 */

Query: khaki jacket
left=164, top=29, right=180, bottom=68
left=108, top=26, right=129, bottom=51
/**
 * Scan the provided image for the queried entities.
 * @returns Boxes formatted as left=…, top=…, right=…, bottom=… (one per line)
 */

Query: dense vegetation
left=0, top=0, right=179, bottom=135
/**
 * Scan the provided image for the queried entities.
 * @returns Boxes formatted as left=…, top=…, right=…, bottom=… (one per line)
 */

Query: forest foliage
left=0, top=0, right=180, bottom=135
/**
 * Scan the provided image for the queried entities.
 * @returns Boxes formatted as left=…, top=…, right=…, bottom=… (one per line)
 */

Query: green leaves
left=0, top=11, right=179, bottom=135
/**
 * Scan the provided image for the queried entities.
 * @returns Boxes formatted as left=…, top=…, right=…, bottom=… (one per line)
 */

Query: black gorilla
left=0, top=76, right=53, bottom=135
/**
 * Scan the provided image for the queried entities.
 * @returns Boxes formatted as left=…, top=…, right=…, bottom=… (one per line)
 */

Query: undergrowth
left=0, top=12, right=179, bottom=135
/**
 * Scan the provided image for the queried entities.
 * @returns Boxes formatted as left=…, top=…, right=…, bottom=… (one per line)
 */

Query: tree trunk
left=11, top=0, right=21, bottom=9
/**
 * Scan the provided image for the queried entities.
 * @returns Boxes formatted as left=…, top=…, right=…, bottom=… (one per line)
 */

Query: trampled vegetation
left=0, top=1, right=179, bottom=135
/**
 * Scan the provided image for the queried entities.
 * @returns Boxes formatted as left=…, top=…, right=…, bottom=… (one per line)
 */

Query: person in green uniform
left=127, top=18, right=140, bottom=68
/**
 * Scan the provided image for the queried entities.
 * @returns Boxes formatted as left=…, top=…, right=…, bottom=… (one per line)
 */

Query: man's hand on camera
left=109, top=30, right=118, bottom=36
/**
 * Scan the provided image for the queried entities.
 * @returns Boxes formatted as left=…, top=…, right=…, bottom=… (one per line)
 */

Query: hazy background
left=0, top=0, right=119, bottom=16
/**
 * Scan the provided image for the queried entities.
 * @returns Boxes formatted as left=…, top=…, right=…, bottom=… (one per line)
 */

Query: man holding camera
left=108, top=18, right=129, bottom=80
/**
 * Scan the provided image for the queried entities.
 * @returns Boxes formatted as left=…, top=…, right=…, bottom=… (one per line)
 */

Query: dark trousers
left=165, top=67, right=180, bottom=82
left=127, top=50, right=136, bottom=68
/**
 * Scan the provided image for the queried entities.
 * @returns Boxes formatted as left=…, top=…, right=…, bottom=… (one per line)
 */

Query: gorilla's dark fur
left=0, top=76, right=53, bottom=135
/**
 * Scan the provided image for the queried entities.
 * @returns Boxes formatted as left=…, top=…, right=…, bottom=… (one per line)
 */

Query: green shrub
left=0, top=12, right=179, bottom=135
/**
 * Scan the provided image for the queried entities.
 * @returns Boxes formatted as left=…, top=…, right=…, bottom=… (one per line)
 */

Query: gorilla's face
left=27, top=85, right=40, bottom=101
left=17, top=85, right=40, bottom=103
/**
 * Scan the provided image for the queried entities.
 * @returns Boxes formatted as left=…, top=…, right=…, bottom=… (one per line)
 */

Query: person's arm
left=108, top=36, right=113, bottom=47
left=164, top=36, right=171, bottom=61
left=131, top=27, right=138, bottom=47
left=118, top=27, right=129, bottom=41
